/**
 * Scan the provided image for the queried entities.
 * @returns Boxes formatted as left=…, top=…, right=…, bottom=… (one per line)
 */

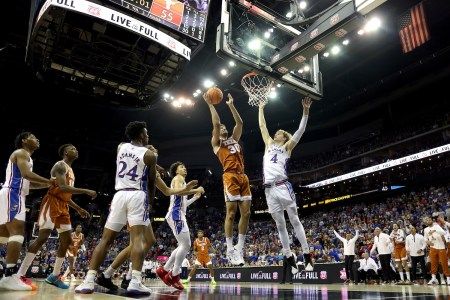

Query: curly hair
left=125, top=121, right=147, bottom=141
left=170, top=161, right=185, bottom=177
left=14, top=132, right=32, bottom=149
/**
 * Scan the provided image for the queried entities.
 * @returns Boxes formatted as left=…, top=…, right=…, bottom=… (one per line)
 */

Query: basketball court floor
left=4, top=279, right=450, bottom=300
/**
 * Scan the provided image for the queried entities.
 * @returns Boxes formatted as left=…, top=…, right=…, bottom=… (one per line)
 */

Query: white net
left=241, top=73, right=273, bottom=106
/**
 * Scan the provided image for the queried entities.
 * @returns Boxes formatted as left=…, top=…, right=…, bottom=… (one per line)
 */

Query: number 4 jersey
left=115, top=143, right=149, bottom=191
left=263, top=144, right=290, bottom=184
left=215, top=137, right=245, bottom=173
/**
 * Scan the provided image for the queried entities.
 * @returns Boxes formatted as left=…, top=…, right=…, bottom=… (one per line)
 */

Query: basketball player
left=390, top=223, right=410, bottom=284
left=156, top=161, right=205, bottom=290
left=61, top=224, right=86, bottom=281
left=96, top=170, right=199, bottom=291
left=423, top=216, right=450, bottom=285
left=203, top=92, right=249, bottom=265
left=17, top=144, right=95, bottom=289
left=75, top=121, right=157, bottom=295
left=0, top=132, right=54, bottom=291
left=182, top=229, right=217, bottom=285
left=258, top=97, right=314, bottom=272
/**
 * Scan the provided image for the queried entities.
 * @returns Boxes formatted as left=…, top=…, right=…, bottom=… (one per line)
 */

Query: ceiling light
left=264, top=31, right=270, bottom=39
left=248, top=39, right=261, bottom=50
left=303, top=65, right=310, bottom=72
left=269, top=91, right=277, bottom=98
left=364, top=17, right=381, bottom=32
left=323, top=52, right=330, bottom=57
left=276, top=83, right=281, bottom=87
left=229, top=61, right=236, bottom=67
left=299, top=1, right=307, bottom=9
left=196, top=89, right=201, bottom=94
left=172, top=100, right=180, bottom=107
left=298, top=69, right=304, bottom=74
left=357, top=29, right=365, bottom=35
left=193, top=92, right=198, bottom=97
left=179, top=97, right=185, bottom=104
left=203, top=79, right=214, bottom=88
left=220, top=69, right=228, bottom=76
left=331, top=46, right=340, bottom=54
left=186, top=99, right=193, bottom=106
left=342, top=39, right=349, bottom=45
left=163, top=93, right=169, bottom=98
left=286, top=12, right=293, bottom=18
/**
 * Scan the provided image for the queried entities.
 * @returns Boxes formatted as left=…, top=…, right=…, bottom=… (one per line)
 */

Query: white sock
left=399, top=272, right=404, bottom=281
left=188, top=276, right=192, bottom=280
left=237, top=234, right=245, bottom=251
left=63, top=267, right=70, bottom=277
left=7, top=264, right=16, bottom=268
left=440, top=273, right=445, bottom=282
left=17, top=252, right=36, bottom=277
left=211, top=276, right=214, bottom=280
left=226, top=237, right=233, bottom=252
left=432, top=274, right=437, bottom=280
left=104, top=266, right=116, bottom=279
left=131, top=270, right=142, bottom=282
left=126, top=267, right=132, bottom=280
left=53, top=257, right=64, bottom=276
left=86, top=270, right=97, bottom=282
left=406, top=271, right=410, bottom=281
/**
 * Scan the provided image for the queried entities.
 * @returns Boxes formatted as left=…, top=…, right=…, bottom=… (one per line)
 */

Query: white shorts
left=264, top=180, right=296, bottom=214
left=0, top=188, right=26, bottom=225
left=105, top=190, right=150, bottom=232
left=166, top=218, right=189, bottom=237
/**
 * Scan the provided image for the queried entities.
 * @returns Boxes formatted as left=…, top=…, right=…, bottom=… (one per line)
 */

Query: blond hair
left=277, top=130, right=292, bottom=145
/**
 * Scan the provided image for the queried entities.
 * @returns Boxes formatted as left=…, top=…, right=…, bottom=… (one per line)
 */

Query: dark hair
left=170, top=161, right=184, bottom=177
left=198, top=229, right=204, bottom=233
left=125, top=121, right=147, bottom=141
left=76, top=224, right=82, bottom=228
left=15, top=132, right=32, bottom=149
left=58, top=144, right=73, bottom=158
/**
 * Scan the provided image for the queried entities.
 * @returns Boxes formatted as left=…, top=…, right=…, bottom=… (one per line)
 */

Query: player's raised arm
left=226, top=94, right=243, bottom=142
left=203, top=92, right=221, bottom=151
left=258, top=102, right=273, bottom=149
left=285, top=96, right=312, bottom=153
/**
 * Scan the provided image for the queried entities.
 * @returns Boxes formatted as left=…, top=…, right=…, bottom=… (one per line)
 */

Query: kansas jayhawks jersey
left=263, top=144, right=290, bottom=184
left=115, top=143, right=149, bottom=191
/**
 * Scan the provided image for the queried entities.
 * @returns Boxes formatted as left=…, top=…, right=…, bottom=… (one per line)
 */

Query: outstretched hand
left=302, top=96, right=312, bottom=108
left=203, top=92, right=212, bottom=105
left=226, top=93, right=234, bottom=106
left=259, top=102, right=266, bottom=110
left=186, top=180, right=199, bottom=190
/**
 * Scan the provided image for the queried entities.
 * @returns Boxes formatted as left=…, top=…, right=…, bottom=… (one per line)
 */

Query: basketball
left=207, top=87, right=223, bottom=105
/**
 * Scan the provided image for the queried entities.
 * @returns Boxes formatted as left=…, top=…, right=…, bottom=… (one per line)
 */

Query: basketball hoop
left=241, top=72, right=273, bottom=106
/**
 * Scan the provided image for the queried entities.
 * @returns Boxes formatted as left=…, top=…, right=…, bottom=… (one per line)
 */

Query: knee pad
left=8, top=235, right=24, bottom=244
left=0, top=236, right=8, bottom=244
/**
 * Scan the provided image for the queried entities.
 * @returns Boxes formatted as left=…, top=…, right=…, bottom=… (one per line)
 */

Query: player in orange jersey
left=16, top=144, right=95, bottom=289
left=182, top=229, right=217, bottom=285
left=61, top=224, right=86, bottom=280
left=203, top=92, right=250, bottom=265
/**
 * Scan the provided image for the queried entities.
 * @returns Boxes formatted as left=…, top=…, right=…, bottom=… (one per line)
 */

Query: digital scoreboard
left=108, top=0, right=209, bottom=42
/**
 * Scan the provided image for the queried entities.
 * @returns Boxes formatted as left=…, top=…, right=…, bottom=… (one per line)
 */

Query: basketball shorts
left=223, top=172, right=252, bottom=202
left=105, top=190, right=149, bottom=232
left=195, top=255, right=212, bottom=267
left=167, top=218, right=189, bottom=237
left=0, top=188, right=26, bottom=224
left=264, top=180, right=296, bottom=214
left=66, top=248, right=78, bottom=258
left=393, top=246, right=407, bottom=261
left=38, top=195, right=71, bottom=233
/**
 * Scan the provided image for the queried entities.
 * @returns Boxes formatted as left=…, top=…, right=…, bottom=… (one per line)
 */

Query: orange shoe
left=20, top=276, right=38, bottom=290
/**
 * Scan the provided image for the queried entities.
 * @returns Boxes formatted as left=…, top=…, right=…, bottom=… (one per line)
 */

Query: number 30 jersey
left=115, top=143, right=149, bottom=191
left=215, top=137, right=245, bottom=173
left=263, top=144, right=290, bottom=184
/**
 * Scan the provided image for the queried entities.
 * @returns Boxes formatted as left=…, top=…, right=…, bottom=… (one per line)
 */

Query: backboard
left=217, top=0, right=323, bottom=99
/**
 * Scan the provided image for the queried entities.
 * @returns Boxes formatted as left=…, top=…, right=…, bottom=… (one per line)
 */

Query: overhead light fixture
left=220, top=69, right=228, bottom=76
left=229, top=61, right=236, bottom=67
left=357, top=29, right=365, bottom=35
left=299, top=1, right=307, bottom=9
left=203, top=79, right=214, bottom=88
left=342, top=39, right=349, bottom=45
left=331, top=46, right=340, bottom=55
left=248, top=39, right=261, bottom=50
left=323, top=52, right=330, bottom=57
left=264, top=31, right=270, bottom=39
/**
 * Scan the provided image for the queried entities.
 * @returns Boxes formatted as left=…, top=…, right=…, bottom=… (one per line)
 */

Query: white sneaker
left=70, top=274, right=76, bottom=280
left=233, top=246, right=245, bottom=265
left=127, top=280, right=152, bottom=295
left=75, top=280, right=95, bottom=294
left=428, top=279, right=438, bottom=285
left=227, top=249, right=244, bottom=266
left=0, top=274, right=32, bottom=291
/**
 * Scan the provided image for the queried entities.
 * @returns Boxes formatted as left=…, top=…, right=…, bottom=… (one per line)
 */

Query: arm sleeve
left=186, top=197, right=197, bottom=207
left=81, top=244, right=86, bottom=252
left=434, top=225, right=446, bottom=236
left=291, top=115, right=308, bottom=143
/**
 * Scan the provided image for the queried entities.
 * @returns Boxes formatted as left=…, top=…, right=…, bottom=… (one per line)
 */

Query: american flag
left=398, top=2, right=430, bottom=53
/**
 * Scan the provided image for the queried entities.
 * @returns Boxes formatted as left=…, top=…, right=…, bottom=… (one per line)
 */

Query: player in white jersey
left=156, top=161, right=204, bottom=291
left=258, top=97, right=313, bottom=272
left=0, top=132, right=54, bottom=291
left=76, top=121, right=157, bottom=295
